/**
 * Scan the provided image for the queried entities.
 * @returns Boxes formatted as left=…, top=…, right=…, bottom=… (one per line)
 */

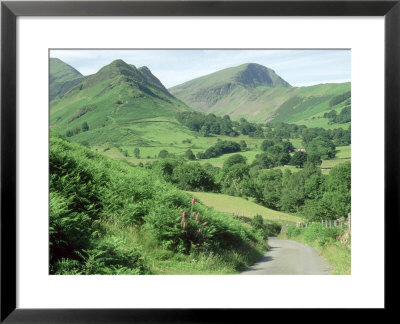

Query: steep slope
left=49, top=134, right=267, bottom=274
left=170, top=63, right=350, bottom=126
left=49, top=58, right=86, bottom=101
left=50, top=59, right=190, bottom=147
left=137, top=66, right=172, bottom=97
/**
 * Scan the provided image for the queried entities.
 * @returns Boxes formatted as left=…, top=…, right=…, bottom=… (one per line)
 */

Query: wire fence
left=230, top=212, right=352, bottom=234
left=295, top=214, right=351, bottom=230
left=280, top=214, right=351, bottom=234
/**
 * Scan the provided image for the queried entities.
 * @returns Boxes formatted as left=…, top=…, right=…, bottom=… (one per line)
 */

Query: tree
left=254, top=169, right=283, bottom=209
left=172, top=163, right=216, bottom=192
left=307, top=152, right=322, bottom=166
left=261, top=140, right=275, bottom=152
left=134, top=148, right=140, bottom=159
left=282, top=141, right=295, bottom=153
left=306, top=136, right=336, bottom=160
left=267, top=144, right=290, bottom=166
left=321, top=162, right=351, bottom=218
left=280, top=164, right=320, bottom=212
left=251, top=153, right=274, bottom=169
left=81, top=122, right=89, bottom=132
left=222, top=154, right=247, bottom=171
left=158, top=150, right=169, bottom=159
left=185, top=149, right=196, bottom=161
left=239, top=140, right=247, bottom=151
left=222, top=164, right=250, bottom=196
left=200, top=125, right=211, bottom=137
left=290, top=151, right=307, bottom=168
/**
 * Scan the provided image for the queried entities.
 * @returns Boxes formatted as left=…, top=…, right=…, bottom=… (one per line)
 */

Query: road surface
left=241, top=237, right=333, bottom=275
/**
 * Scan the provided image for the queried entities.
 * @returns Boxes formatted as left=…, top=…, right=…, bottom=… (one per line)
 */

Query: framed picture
left=1, top=0, right=398, bottom=321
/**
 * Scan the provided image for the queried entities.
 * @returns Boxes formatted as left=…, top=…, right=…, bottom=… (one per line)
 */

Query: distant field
left=321, top=158, right=350, bottom=170
left=186, top=191, right=303, bottom=224
left=336, top=145, right=351, bottom=159
left=289, top=138, right=303, bottom=148
left=320, top=145, right=351, bottom=174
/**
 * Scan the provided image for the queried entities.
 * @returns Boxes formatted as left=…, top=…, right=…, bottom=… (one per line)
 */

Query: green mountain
left=169, top=63, right=350, bottom=128
left=49, top=58, right=87, bottom=101
left=50, top=59, right=189, bottom=147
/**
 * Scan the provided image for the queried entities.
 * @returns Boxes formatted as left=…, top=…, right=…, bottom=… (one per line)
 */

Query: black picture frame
left=1, top=0, right=398, bottom=322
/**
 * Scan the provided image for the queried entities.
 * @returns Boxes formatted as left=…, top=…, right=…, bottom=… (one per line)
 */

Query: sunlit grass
left=186, top=191, right=303, bottom=224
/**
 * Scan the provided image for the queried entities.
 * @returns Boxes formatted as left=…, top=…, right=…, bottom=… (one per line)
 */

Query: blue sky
left=50, top=49, right=350, bottom=88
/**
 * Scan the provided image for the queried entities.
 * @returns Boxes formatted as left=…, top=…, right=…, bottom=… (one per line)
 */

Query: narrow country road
left=241, top=237, right=333, bottom=275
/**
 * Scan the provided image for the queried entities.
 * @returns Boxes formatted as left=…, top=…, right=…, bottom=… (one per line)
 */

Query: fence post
left=348, top=213, right=351, bottom=232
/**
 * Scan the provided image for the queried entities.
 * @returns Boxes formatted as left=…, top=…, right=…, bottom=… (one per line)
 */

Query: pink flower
left=181, top=218, right=184, bottom=224
left=196, top=213, right=200, bottom=222
left=192, top=197, right=196, bottom=205
left=198, top=229, right=201, bottom=234
left=182, top=211, right=186, bottom=219
left=202, top=222, right=208, bottom=226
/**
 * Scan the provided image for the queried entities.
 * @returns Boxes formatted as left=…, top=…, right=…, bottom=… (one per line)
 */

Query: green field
left=336, top=145, right=351, bottom=158
left=186, top=191, right=303, bottom=224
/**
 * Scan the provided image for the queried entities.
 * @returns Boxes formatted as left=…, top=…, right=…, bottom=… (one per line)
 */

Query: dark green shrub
left=264, top=222, right=282, bottom=236
left=158, top=150, right=169, bottom=158
left=251, top=215, right=264, bottom=230
left=172, top=163, right=216, bottom=192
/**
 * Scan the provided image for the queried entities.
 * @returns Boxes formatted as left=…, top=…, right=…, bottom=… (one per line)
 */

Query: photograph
left=49, top=49, right=352, bottom=276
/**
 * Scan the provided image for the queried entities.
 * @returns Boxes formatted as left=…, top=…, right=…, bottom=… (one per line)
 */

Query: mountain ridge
left=49, top=58, right=190, bottom=147
left=169, top=63, right=350, bottom=125
left=49, top=58, right=87, bottom=100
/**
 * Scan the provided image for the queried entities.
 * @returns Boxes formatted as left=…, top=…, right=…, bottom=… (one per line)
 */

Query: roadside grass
left=279, top=233, right=351, bottom=275
left=186, top=191, right=303, bottom=225
left=102, top=220, right=266, bottom=274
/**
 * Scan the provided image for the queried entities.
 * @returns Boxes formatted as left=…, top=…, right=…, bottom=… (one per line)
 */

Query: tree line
left=175, top=112, right=351, bottom=146
left=144, top=154, right=350, bottom=222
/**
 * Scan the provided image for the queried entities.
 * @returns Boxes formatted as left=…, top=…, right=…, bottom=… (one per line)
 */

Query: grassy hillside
left=170, top=63, right=351, bottom=126
left=186, top=191, right=303, bottom=224
left=50, top=134, right=269, bottom=275
left=50, top=59, right=190, bottom=148
left=50, top=58, right=86, bottom=101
